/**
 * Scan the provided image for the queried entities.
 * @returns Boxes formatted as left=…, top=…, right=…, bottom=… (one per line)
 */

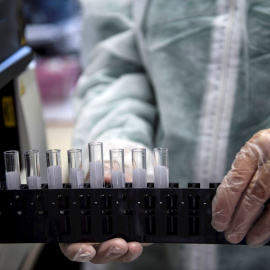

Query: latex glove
left=212, top=129, right=270, bottom=247
left=59, top=239, right=147, bottom=263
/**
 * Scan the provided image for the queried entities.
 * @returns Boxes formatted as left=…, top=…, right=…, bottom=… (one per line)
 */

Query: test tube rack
left=0, top=182, right=267, bottom=245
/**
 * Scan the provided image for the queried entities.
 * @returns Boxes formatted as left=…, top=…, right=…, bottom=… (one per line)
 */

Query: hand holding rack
left=2, top=145, right=269, bottom=246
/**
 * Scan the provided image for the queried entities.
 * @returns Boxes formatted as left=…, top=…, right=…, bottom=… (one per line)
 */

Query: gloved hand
left=212, top=129, right=270, bottom=247
left=59, top=239, right=146, bottom=263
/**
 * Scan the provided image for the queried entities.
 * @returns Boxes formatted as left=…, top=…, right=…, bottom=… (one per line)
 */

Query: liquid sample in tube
left=154, top=165, right=169, bottom=188
left=4, top=150, right=21, bottom=190
left=111, top=171, right=125, bottom=188
left=132, top=168, right=147, bottom=188
left=47, top=149, right=62, bottom=189
left=68, top=149, right=84, bottom=188
left=47, top=166, right=62, bottom=189
left=25, top=150, right=41, bottom=189
left=110, top=149, right=125, bottom=188
left=153, top=147, right=169, bottom=188
left=6, top=171, right=20, bottom=190
left=132, top=148, right=147, bottom=188
left=69, top=168, right=84, bottom=188
left=27, top=176, right=41, bottom=189
left=88, top=142, right=104, bottom=188
left=89, top=161, right=103, bottom=188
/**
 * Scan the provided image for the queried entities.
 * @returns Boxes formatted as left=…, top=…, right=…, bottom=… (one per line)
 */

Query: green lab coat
left=72, top=0, right=270, bottom=269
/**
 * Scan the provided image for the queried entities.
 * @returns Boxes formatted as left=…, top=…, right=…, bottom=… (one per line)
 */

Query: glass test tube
left=110, top=149, right=125, bottom=188
left=88, top=142, right=104, bottom=188
left=68, top=149, right=84, bottom=189
left=4, top=150, right=21, bottom=189
left=25, top=150, right=41, bottom=189
left=46, top=149, right=62, bottom=189
left=132, top=148, right=147, bottom=188
left=153, top=147, right=169, bottom=188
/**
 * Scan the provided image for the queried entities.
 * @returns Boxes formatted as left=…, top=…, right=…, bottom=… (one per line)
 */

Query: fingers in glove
left=90, top=238, right=128, bottom=264
left=212, top=136, right=264, bottom=232
left=246, top=203, right=270, bottom=247
left=224, top=163, right=270, bottom=243
left=59, top=243, right=96, bottom=262
left=115, top=242, right=143, bottom=263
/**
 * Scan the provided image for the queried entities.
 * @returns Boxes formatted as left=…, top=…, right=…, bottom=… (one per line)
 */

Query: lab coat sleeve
left=72, top=0, right=157, bottom=179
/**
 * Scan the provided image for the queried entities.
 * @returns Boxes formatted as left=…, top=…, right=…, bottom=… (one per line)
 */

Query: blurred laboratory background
left=25, top=0, right=82, bottom=269
left=0, top=0, right=83, bottom=269
left=24, top=0, right=82, bottom=181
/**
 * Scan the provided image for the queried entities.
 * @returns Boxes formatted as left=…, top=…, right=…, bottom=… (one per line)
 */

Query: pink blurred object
left=35, top=55, right=81, bottom=103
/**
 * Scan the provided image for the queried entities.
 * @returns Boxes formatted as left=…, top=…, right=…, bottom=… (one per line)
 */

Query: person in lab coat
left=60, top=0, right=270, bottom=269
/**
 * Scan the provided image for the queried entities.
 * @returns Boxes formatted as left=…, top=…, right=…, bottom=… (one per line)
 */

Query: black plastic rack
left=0, top=182, right=267, bottom=245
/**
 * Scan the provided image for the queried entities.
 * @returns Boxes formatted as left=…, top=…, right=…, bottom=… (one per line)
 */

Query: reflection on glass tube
left=88, top=142, right=104, bottom=188
left=46, top=149, right=62, bottom=189
left=4, top=150, right=21, bottom=190
left=110, top=149, right=125, bottom=188
left=132, top=148, right=147, bottom=188
left=25, top=150, right=41, bottom=189
left=68, top=149, right=84, bottom=188
left=153, top=147, right=169, bottom=188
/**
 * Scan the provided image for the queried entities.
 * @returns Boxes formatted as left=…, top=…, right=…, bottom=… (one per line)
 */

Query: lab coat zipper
left=208, top=0, right=238, bottom=181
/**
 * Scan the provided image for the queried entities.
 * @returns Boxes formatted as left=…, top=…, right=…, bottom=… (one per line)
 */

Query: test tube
left=110, top=149, right=125, bottom=188
left=153, top=147, right=169, bottom=188
left=68, top=149, right=84, bottom=189
left=132, top=148, right=147, bottom=188
left=4, top=150, right=21, bottom=189
left=88, top=142, right=104, bottom=188
left=24, top=150, right=41, bottom=189
left=46, top=149, right=62, bottom=189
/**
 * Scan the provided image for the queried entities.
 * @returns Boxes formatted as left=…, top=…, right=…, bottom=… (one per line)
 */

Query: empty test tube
left=110, top=149, right=125, bottom=188
left=4, top=150, right=21, bottom=189
left=132, top=148, right=147, bottom=188
left=153, top=147, right=169, bottom=188
left=68, top=149, right=84, bottom=188
left=88, top=142, right=104, bottom=188
left=24, top=150, right=41, bottom=189
left=46, top=149, right=62, bottom=189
